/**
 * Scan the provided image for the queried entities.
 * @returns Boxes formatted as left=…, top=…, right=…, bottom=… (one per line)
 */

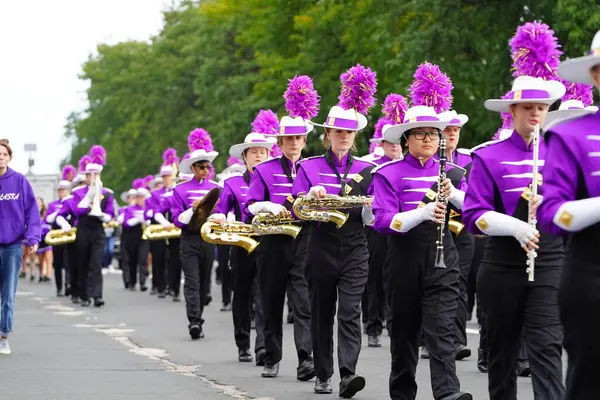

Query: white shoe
left=0, top=338, right=11, bottom=355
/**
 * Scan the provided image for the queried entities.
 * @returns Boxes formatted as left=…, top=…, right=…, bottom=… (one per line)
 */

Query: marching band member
left=245, top=102, right=315, bottom=380
left=118, top=180, right=151, bottom=291
left=147, top=149, right=179, bottom=298
left=210, top=131, right=275, bottom=364
left=363, top=94, right=407, bottom=348
left=372, top=103, right=470, bottom=400
left=0, top=138, right=41, bottom=355
left=36, top=197, right=53, bottom=282
left=438, top=109, right=474, bottom=361
left=291, top=64, right=377, bottom=397
left=45, top=179, right=73, bottom=296
left=463, top=76, right=566, bottom=399
left=172, top=129, right=220, bottom=339
left=58, top=146, right=115, bottom=307
left=538, top=30, right=600, bottom=399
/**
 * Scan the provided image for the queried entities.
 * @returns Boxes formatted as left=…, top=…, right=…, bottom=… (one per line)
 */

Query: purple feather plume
left=143, top=175, right=154, bottom=187
left=187, top=128, right=214, bottom=152
left=61, top=164, right=76, bottom=181
left=78, top=155, right=92, bottom=172
left=228, top=156, right=242, bottom=166
left=270, top=143, right=283, bottom=158
left=500, top=91, right=514, bottom=129
left=162, top=148, right=179, bottom=166
left=559, top=78, right=594, bottom=105
left=182, top=153, right=191, bottom=161
left=89, top=145, right=107, bottom=166
left=284, top=75, right=320, bottom=119
left=510, top=21, right=562, bottom=79
left=409, top=62, right=454, bottom=112
left=251, top=110, right=280, bottom=136
left=370, top=117, right=392, bottom=153
left=382, top=94, right=409, bottom=124
left=132, top=178, right=145, bottom=190
left=338, top=64, right=378, bottom=114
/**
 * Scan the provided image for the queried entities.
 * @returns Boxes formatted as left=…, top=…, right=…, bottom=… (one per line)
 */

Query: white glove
left=361, top=205, right=374, bottom=226
left=154, top=212, right=171, bottom=228
left=126, top=217, right=140, bottom=226
left=226, top=212, right=236, bottom=222
left=85, top=187, right=95, bottom=200
left=264, top=202, right=286, bottom=216
left=56, top=216, right=72, bottom=232
left=444, top=180, right=465, bottom=209
left=308, top=185, right=326, bottom=198
left=117, top=213, right=125, bottom=224
left=137, top=213, right=146, bottom=223
left=553, top=196, right=600, bottom=232
left=100, top=213, right=112, bottom=223
left=389, top=202, right=439, bottom=233
left=145, top=209, right=154, bottom=219
left=248, top=201, right=285, bottom=215
left=46, top=211, right=59, bottom=224
left=97, top=179, right=103, bottom=190
left=475, top=211, right=538, bottom=247
left=209, top=213, right=227, bottom=224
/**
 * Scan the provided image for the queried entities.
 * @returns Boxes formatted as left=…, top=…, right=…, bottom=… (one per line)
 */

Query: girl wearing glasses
left=371, top=105, right=471, bottom=400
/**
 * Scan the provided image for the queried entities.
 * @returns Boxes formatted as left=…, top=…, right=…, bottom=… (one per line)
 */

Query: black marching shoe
left=157, top=291, right=166, bottom=299
left=94, top=298, right=105, bottom=307
left=172, top=294, right=181, bottom=302
left=477, top=347, right=488, bottom=373
left=238, top=349, right=253, bottom=363
left=368, top=335, right=382, bottom=348
left=81, top=299, right=91, bottom=307
left=439, top=392, right=473, bottom=400
left=57, top=290, right=64, bottom=297
left=71, top=296, right=80, bottom=304
left=255, top=349, right=266, bottom=366
left=140, top=285, right=148, bottom=292
left=456, top=345, right=471, bottom=360
left=188, top=324, right=203, bottom=340
left=204, top=294, right=212, bottom=306
left=261, top=363, right=279, bottom=378
left=314, top=378, right=332, bottom=394
left=150, top=288, right=157, bottom=295
left=339, top=374, right=366, bottom=398
left=296, top=358, right=315, bottom=381
left=516, top=359, right=531, bottom=377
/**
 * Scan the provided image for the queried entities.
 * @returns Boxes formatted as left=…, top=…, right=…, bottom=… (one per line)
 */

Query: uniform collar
left=405, top=153, right=435, bottom=169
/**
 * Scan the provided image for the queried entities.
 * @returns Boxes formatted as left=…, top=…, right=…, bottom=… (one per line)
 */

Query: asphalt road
left=2, top=269, right=540, bottom=400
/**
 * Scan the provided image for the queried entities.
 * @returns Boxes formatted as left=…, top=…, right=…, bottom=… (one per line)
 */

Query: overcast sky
left=0, top=0, right=171, bottom=175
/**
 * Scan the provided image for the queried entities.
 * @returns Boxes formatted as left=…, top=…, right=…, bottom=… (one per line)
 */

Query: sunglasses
left=193, top=163, right=211, bottom=171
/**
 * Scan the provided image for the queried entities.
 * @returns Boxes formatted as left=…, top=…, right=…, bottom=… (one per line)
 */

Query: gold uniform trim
left=344, top=185, right=352, bottom=195
left=391, top=219, right=403, bottom=231
left=286, top=194, right=295, bottom=204
left=476, top=218, right=489, bottom=231
left=558, top=210, right=573, bottom=228
left=353, top=174, right=363, bottom=183
left=426, top=189, right=436, bottom=200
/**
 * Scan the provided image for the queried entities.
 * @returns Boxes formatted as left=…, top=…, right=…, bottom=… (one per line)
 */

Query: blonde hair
left=322, top=128, right=358, bottom=152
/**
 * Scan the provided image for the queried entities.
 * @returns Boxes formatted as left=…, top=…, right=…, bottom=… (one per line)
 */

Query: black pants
left=180, top=234, right=214, bottom=326
left=478, top=264, right=564, bottom=400
left=122, top=228, right=149, bottom=288
left=560, top=241, right=598, bottom=400
left=453, top=232, right=474, bottom=348
left=305, top=228, right=368, bottom=381
left=75, top=225, right=105, bottom=301
left=366, top=228, right=388, bottom=336
left=468, top=236, right=487, bottom=322
left=217, top=245, right=232, bottom=305
left=231, top=246, right=264, bottom=353
left=257, top=232, right=312, bottom=366
left=385, top=231, right=461, bottom=400
left=150, top=239, right=168, bottom=292
left=67, top=242, right=79, bottom=297
left=53, top=245, right=69, bottom=293
left=168, top=238, right=182, bottom=296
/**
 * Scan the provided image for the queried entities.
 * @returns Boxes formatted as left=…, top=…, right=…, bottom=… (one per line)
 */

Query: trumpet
left=201, top=220, right=259, bottom=253
left=45, top=228, right=77, bottom=245
left=292, top=194, right=372, bottom=228
left=252, top=211, right=302, bottom=238
left=526, top=124, right=540, bottom=282
left=142, top=224, right=182, bottom=240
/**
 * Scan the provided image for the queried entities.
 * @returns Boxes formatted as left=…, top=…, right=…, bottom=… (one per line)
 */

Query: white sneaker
left=0, top=338, right=11, bottom=355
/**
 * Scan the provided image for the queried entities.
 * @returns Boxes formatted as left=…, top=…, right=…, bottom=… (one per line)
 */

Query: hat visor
left=313, top=113, right=368, bottom=131
left=178, top=153, right=218, bottom=174
left=544, top=108, right=599, bottom=131
left=484, top=97, right=562, bottom=113
left=383, top=121, right=450, bottom=144
left=446, top=114, right=469, bottom=128
left=229, top=142, right=275, bottom=160
left=559, top=56, right=600, bottom=85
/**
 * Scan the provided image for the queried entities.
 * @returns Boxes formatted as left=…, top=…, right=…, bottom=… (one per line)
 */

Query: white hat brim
left=544, top=107, right=599, bottom=131
left=369, top=138, right=383, bottom=144
left=446, top=114, right=469, bottom=128
left=559, top=55, right=600, bottom=85
left=229, top=142, right=275, bottom=160
left=313, top=113, right=368, bottom=131
left=484, top=80, right=566, bottom=113
left=178, top=152, right=218, bottom=174
left=383, top=121, right=450, bottom=144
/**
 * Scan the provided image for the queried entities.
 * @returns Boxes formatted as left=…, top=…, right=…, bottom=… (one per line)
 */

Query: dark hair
left=0, top=138, right=12, bottom=157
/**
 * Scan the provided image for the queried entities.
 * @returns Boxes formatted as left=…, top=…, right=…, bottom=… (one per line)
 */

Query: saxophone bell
left=200, top=220, right=259, bottom=253
left=89, top=173, right=103, bottom=217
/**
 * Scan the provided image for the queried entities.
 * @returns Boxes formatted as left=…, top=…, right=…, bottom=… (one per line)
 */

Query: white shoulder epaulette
left=470, top=138, right=508, bottom=153
left=223, top=173, right=243, bottom=182
left=62, top=195, right=73, bottom=201
left=210, top=179, right=223, bottom=187
left=457, top=148, right=472, bottom=156
left=104, top=188, right=114, bottom=194
left=253, top=157, right=278, bottom=169
left=297, top=155, right=322, bottom=165
left=372, top=158, right=403, bottom=174
left=72, top=186, right=86, bottom=192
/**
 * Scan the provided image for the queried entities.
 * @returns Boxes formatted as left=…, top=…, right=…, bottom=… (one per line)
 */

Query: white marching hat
left=120, top=189, right=137, bottom=203
left=160, top=165, right=174, bottom=176
left=136, top=188, right=152, bottom=199
left=276, top=116, right=314, bottom=137
left=229, top=133, right=276, bottom=160
left=178, top=149, right=219, bottom=174
left=58, top=180, right=71, bottom=190
left=383, top=106, right=451, bottom=144
left=559, top=31, right=600, bottom=85
left=438, top=110, right=469, bottom=128
left=85, top=163, right=103, bottom=174
left=484, top=76, right=566, bottom=113
left=369, top=125, right=394, bottom=144
left=313, top=105, right=368, bottom=131
left=544, top=99, right=599, bottom=131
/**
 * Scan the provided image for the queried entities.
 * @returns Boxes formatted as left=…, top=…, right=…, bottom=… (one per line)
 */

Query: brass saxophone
left=142, top=224, right=182, bottom=240
left=292, top=194, right=373, bottom=228
left=45, top=229, right=77, bottom=245
left=252, top=211, right=302, bottom=238
left=200, top=221, right=259, bottom=253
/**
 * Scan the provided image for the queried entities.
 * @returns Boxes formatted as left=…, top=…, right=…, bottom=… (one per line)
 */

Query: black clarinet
left=433, top=134, right=447, bottom=269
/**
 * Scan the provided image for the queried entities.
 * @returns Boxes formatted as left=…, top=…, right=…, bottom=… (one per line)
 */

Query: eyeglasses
left=408, top=131, right=440, bottom=141
left=193, top=164, right=210, bottom=171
